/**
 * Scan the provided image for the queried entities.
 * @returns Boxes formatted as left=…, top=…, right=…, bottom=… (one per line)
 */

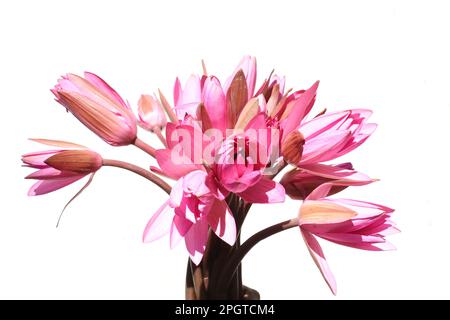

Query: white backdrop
left=1, top=0, right=449, bottom=299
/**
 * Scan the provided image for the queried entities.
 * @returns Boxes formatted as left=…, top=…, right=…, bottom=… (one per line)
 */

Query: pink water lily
left=299, top=182, right=398, bottom=294
left=22, top=139, right=102, bottom=196
left=25, top=56, right=396, bottom=298
left=52, top=72, right=137, bottom=146
left=143, top=170, right=236, bottom=265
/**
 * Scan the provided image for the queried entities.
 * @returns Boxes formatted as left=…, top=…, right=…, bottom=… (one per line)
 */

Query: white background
left=1, top=0, right=449, bottom=299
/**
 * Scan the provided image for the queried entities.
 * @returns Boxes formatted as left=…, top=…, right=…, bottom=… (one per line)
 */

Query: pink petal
left=300, top=163, right=375, bottom=185
left=329, top=240, right=396, bottom=251
left=300, top=110, right=350, bottom=140
left=155, top=149, right=202, bottom=180
left=329, top=199, right=394, bottom=219
left=173, top=77, right=182, bottom=107
left=142, top=201, right=173, bottom=243
left=22, top=150, right=59, bottom=167
left=300, top=130, right=350, bottom=164
left=202, top=77, right=227, bottom=132
left=281, top=81, right=319, bottom=139
left=28, top=176, right=84, bottom=196
left=29, top=139, right=87, bottom=149
left=26, top=167, right=80, bottom=180
left=305, top=183, right=333, bottom=201
left=83, top=72, right=128, bottom=109
left=238, top=178, right=285, bottom=203
left=170, top=214, right=192, bottom=249
left=176, top=74, right=201, bottom=109
left=335, top=123, right=377, bottom=157
left=318, top=232, right=385, bottom=244
left=225, top=56, right=257, bottom=98
left=207, top=200, right=236, bottom=246
left=184, top=218, right=209, bottom=265
left=301, top=230, right=337, bottom=295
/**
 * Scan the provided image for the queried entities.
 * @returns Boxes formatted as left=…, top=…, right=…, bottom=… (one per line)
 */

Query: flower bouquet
left=22, top=56, right=397, bottom=299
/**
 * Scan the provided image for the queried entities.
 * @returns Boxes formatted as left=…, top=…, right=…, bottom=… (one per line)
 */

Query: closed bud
left=45, top=150, right=103, bottom=173
left=137, top=94, right=167, bottom=132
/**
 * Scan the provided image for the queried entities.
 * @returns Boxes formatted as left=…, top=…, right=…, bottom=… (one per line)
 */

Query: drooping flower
left=143, top=170, right=235, bottom=265
left=280, top=163, right=375, bottom=200
left=137, top=94, right=167, bottom=132
left=298, top=182, right=398, bottom=294
left=52, top=72, right=137, bottom=146
left=22, top=139, right=102, bottom=196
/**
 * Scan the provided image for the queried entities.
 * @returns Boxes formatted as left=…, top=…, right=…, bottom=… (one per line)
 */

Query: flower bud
left=45, top=150, right=102, bottom=173
left=52, top=72, right=137, bottom=146
left=137, top=94, right=167, bottom=132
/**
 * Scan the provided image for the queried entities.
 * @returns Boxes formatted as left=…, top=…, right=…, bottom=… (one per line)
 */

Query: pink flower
left=143, top=170, right=235, bottom=265
left=52, top=72, right=137, bottom=146
left=22, top=139, right=102, bottom=196
left=280, top=163, right=375, bottom=200
left=298, top=109, right=377, bottom=166
left=137, top=94, right=167, bottom=132
left=298, top=182, right=398, bottom=294
left=213, top=134, right=285, bottom=204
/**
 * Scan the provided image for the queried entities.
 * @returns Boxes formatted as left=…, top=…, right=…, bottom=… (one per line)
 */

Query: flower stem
left=217, top=218, right=299, bottom=291
left=102, top=159, right=171, bottom=194
left=134, top=137, right=156, bottom=158
left=153, top=127, right=168, bottom=148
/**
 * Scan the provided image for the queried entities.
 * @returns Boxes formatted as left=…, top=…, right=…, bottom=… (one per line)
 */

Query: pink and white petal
left=329, top=239, right=396, bottom=251
left=318, top=232, right=386, bottom=244
left=362, top=223, right=400, bottom=237
left=184, top=218, right=209, bottom=265
left=207, top=200, right=236, bottom=246
left=28, top=176, right=84, bottom=196
left=238, top=178, right=285, bottom=203
left=174, top=102, right=199, bottom=118
left=301, top=230, right=337, bottom=295
left=332, top=199, right=394, bottom=219
left=180, top=74, right=202, bottom=105
left=142, top=201, right=174, bottom=243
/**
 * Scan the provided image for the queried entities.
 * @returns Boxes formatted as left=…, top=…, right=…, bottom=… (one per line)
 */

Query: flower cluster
left=22, top=56, right=396, bottom=296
